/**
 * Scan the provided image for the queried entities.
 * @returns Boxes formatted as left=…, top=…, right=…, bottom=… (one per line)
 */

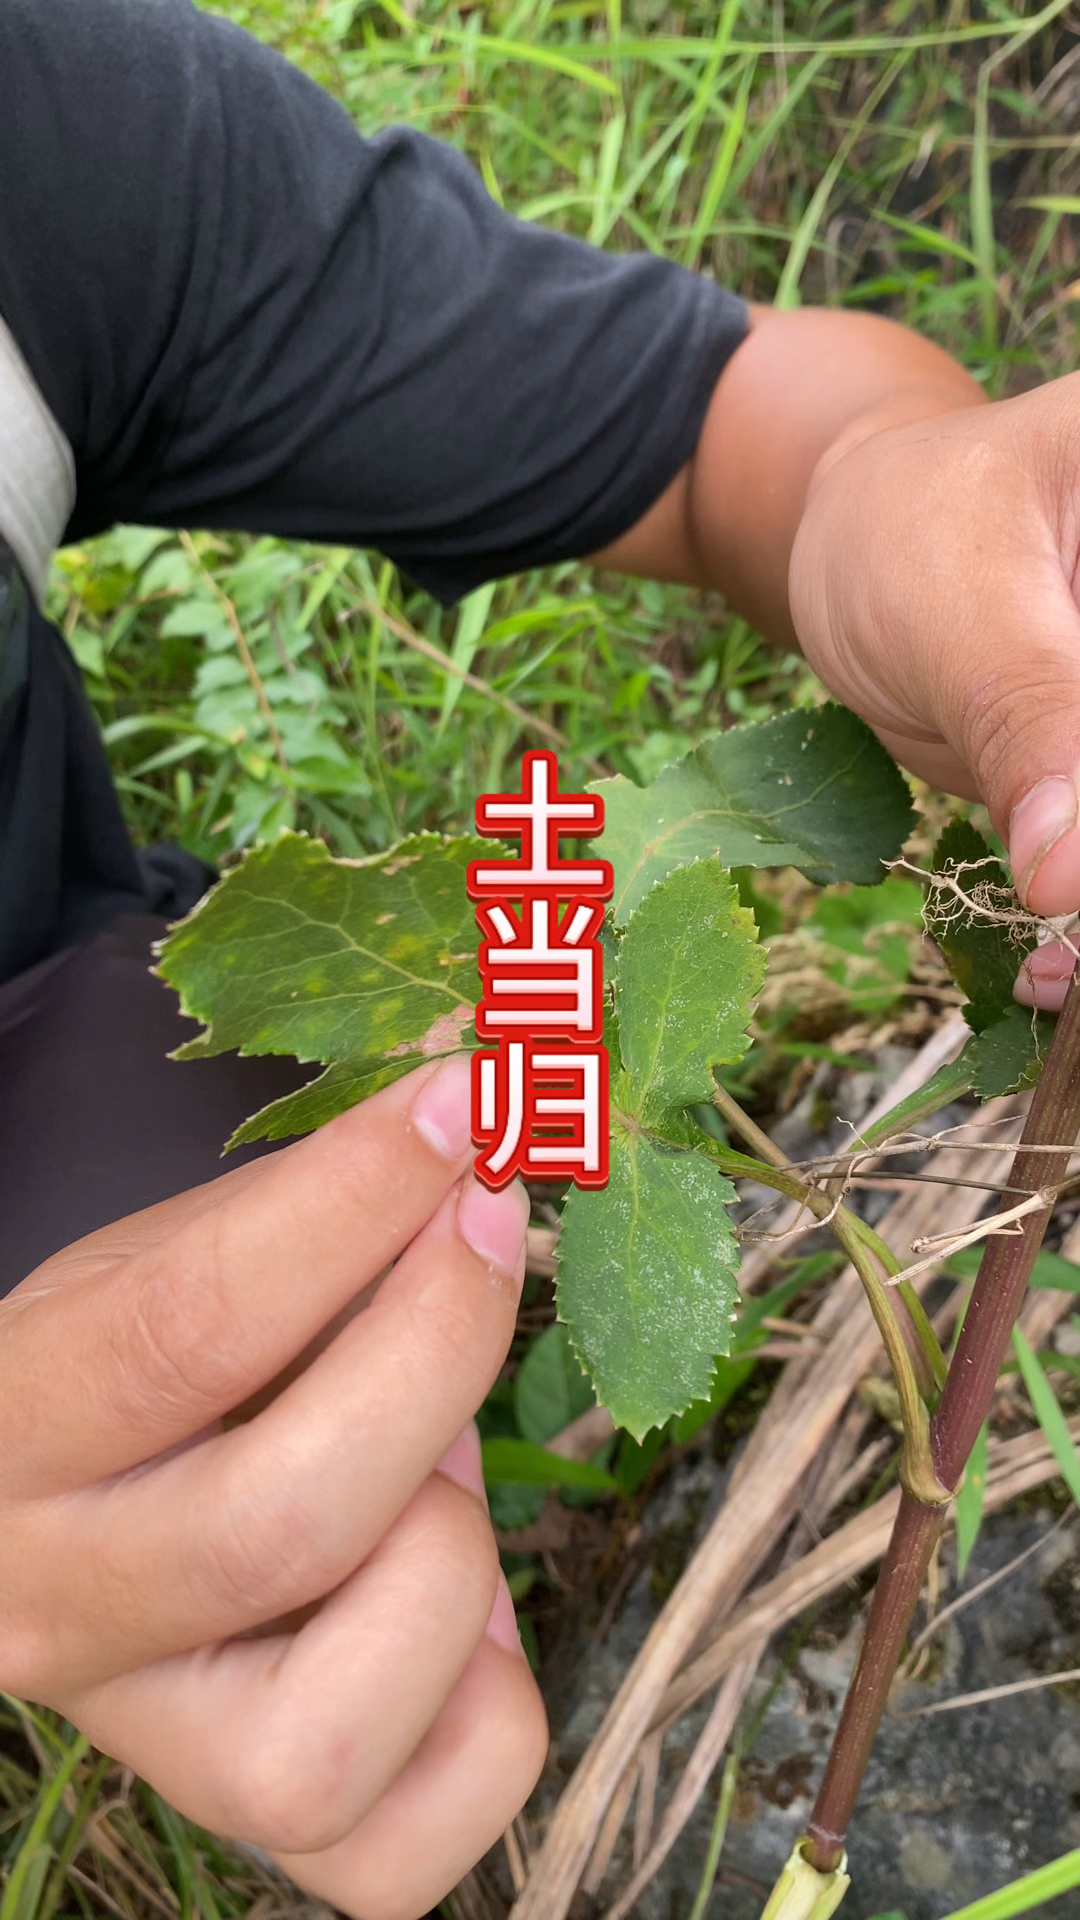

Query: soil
left=532, top=1499, right=1080, bottom=1920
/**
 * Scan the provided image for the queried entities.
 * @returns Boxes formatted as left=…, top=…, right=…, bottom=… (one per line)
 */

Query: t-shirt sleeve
left=0, top=0, right=748, bottom=605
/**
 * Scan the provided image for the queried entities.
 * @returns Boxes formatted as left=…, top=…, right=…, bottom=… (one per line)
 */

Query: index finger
left=3, top=1055, right=478, bottom=1494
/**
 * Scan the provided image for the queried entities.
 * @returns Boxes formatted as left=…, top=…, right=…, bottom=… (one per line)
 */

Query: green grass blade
left=588, top=108, right=628, bottom=244
left=38, top=1752, right=111, bottom=1920
left=676, top=0, right=742, bottom=174
left=1012, top=1324, right=1080, bottom=1508
left=683, top=57, right=755, bottom=268
left=954, top=1419, right=988, bottom=1581
left=940, top=1847, right=1080, bottom=1920
left=0, top=1729, right=90, bottom=1920
left=436, top=582, right=497, bottom=733
left=971, top=0, right=1076, bottom=357
left=775, top=54, right=904, bottom=308
left=687, top=1745, right=741, bottom=1920
left=853, top=1055, right=976, bottom=1153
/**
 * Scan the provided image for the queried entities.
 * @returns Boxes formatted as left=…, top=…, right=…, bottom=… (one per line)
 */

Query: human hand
left=787, top=375, right=1080, bottom=1010
left=0, top=1055, right=545, bottom=1920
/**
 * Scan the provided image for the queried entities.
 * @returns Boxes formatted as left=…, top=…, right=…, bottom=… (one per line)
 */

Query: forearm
left=593, top=304, right=987, bottom=647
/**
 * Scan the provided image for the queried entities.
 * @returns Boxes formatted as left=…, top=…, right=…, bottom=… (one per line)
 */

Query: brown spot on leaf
left=388, top=1005, right=473, bottom=1058
left=382, top=853, right=423, bottom=876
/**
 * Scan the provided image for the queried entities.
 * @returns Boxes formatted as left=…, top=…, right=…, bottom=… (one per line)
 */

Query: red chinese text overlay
left=468, top=750, right=612, bottom=1191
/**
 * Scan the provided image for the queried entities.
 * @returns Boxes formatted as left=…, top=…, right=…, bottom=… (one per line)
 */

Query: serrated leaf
left=556, top=1127, right=740, bottom=1438
left=155, top=832, right=481, bottom=1143
left=614, top=858, right=764, bottom=1118
left=927, top=820, right=1029, bottom=1033
left=592, top=705, right=914, bottom=924
left=967, top=1005, right=1052, bottom=1097
left=226, top=1057, right=404, bottom=1150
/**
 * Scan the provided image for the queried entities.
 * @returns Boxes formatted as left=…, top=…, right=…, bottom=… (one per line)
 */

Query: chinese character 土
left=468, top=750, right=612, bottom=1191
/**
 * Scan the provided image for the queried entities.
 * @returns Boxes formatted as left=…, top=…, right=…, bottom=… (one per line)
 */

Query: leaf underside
left=155, top=831, right=483, bottom=1145
left=592, top=704, right=915, bottom=925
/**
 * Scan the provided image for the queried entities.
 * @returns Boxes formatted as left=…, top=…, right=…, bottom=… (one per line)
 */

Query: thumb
left=936, top=560, right=1080, bottom=919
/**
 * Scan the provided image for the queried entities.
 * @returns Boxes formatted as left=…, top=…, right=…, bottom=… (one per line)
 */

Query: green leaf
left=592, top=705, right=914, bottom=925
left=480, top=1437, right=617, bottom=1492
left=946, top=1245, right=1080, bottom=1293
left=155, top=831, right=481, bottom=1145
left=556, top=1128, right=740, bottom=1438
left=926, top=820, right=1030, bottom=1033
left=939, top=1848, right=1080, bottom=1920
left=514, top=1324, right=594, bottom=1444
left=614, top=858, right=765, bottom=1118
left=227, top=1057, right=405, bottom=1149
left=968, top=1006, right=1052, bottom=1098
left=859, top=1053, right=976, bottom=1150
left=1012, top=1324, right=1080, bottom=1511
left=954, top=1419, right=988, bottom=1581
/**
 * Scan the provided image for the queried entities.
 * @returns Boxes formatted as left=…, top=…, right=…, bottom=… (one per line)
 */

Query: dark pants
left=0, top=912, right=309, bottom=1296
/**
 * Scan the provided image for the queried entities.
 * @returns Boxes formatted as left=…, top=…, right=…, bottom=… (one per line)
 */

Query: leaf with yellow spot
left=155, top=832, right=481, bottom=1146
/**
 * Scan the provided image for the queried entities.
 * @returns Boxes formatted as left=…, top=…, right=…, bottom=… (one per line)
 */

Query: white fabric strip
left=0, top=313, right=75, bottom=607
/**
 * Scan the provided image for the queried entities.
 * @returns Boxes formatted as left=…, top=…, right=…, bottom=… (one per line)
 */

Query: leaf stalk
left=707, top=1083, right=949, bottom=1495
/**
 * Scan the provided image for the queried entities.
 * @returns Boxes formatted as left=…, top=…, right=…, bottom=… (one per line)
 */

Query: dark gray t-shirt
left=0, top=0, right=748, bottom=976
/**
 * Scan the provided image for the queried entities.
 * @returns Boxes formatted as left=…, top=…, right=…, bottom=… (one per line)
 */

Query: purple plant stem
left=804, top=976, right=1080, bottom=1873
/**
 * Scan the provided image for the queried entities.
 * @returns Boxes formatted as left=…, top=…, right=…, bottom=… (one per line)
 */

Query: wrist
left=804, top=379, right=989, bottom=508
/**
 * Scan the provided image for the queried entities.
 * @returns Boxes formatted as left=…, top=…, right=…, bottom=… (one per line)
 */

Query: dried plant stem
left=804, top=971, right=1080, bottom=1872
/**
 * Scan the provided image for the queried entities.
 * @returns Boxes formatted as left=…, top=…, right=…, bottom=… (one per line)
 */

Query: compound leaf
left=556, top=1127, right=740, bottom=1438
left=614, top=858, right=764, bottom=1120
left=593, top=705, right=914, bottom=924
left=155, top=831, right=481, bottom=1142
left=927, top=820, right=1030, bottom=1033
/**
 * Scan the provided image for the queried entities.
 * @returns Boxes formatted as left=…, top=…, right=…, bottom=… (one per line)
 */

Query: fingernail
left=436, top=1422, right=486, bottom=1501
left=1014, top=940, right=1078, bottom=1012
left=457, top=1177, right=530, bottom=1274
left=1009, top=778, right=1080, bottom=911
left=410, top=1055, right=474, bottom=1160
left=485, top=1574, right=524, bottom=1656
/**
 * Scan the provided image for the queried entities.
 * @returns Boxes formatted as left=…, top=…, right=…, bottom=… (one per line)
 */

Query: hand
left=787, top=375, right=1080, bottom=1009
left=0, top=1055, right=546, bottom=1920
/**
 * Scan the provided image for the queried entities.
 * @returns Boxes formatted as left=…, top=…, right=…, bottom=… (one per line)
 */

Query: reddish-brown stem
left=804, top=976, right=1080, bottom=1872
